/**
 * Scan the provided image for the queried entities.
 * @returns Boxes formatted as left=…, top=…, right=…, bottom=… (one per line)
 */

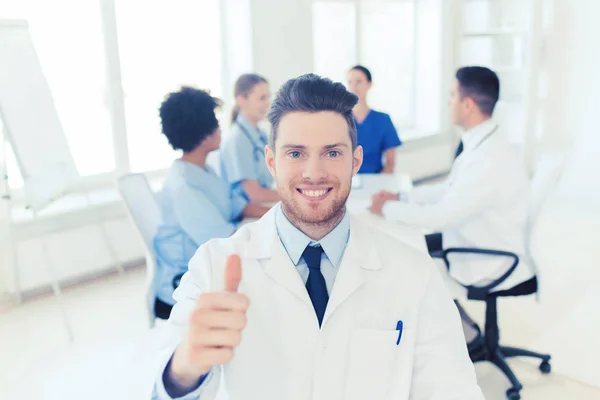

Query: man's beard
left=279, top=179, right=350, bottom=231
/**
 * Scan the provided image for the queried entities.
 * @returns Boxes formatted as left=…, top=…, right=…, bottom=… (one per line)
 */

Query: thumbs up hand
left=224, top=254, right=242, bottom=293
left=168, top=255, right=249, bottom=392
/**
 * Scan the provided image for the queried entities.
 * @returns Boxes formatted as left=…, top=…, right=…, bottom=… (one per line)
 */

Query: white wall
left=414, top=0, right=446, bottom=133
left=537, top=2, right=600, bottom=384
left=250, top=0, right=314, bottom=90
left=12, top=204, right=143, bottom=295
left=543, top=0, right=600, bottom=201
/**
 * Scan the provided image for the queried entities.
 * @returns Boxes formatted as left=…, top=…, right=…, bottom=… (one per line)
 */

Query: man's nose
left=302, top=156, right=327, bottom=181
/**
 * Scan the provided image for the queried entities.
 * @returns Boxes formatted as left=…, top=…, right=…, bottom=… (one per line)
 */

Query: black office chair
left=442, top=248, right=551, bottom=400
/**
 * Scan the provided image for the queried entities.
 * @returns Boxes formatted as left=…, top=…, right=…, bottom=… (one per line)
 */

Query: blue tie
left=454, top=140, right=464, bottom=159
left=302, top=245, right=328, bottom=327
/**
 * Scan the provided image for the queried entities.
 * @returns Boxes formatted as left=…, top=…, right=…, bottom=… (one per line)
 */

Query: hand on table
left=369, top=190, right=400, bottom=216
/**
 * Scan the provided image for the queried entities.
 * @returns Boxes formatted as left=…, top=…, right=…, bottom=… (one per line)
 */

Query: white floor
left=1, top=267, right=598, bottom=400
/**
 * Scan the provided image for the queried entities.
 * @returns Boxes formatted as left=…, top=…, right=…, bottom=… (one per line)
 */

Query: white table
left=347, top=173, right=411, bottom=210
left=348, top=174, right=427, bottom=252
left=350, top=173, right=411, bottom=199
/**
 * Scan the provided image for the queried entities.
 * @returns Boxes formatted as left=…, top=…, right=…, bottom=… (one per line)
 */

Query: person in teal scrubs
left=220, top=74, right=280, bottom=204
left=347, top=65, right=402, bottom=174
left=153, top=87, right=269, bottom=319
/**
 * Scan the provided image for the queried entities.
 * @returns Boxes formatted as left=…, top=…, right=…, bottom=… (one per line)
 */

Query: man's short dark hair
left=456, top=66, right=500, bottom=116
left=267, top=74, right=358, bottom=150
left=159, top=86, right=222, bottom=153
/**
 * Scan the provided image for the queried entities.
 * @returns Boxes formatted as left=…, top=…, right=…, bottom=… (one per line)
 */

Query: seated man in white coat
left=369, top=66, right=535, bottom=348
left=153, top=74, right=484, bottom=400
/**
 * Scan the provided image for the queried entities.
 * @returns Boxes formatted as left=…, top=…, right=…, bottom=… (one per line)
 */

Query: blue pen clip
left=396, top=320, right=403, bottom=345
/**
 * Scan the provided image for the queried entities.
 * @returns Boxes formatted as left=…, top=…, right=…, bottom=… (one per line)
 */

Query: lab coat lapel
left=322, top=216, right=382, bottom=326
left=449, top=128, right=494, bottom=186
left=263, top=237, right=313, bottom=307
left=244, top=207, right=313, bottom=308
left=244, top=209, right=384, bottom=327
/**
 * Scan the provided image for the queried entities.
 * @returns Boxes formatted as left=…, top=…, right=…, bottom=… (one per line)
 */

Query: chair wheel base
left=539, top=360, right=551, bottom=374
left=506, top=387, right=521, bottom=400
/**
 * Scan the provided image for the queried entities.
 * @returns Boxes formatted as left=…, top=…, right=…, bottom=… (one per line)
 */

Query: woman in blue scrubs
left=347, top=65, right=402, bottom=174
left=220, top=74, right=280, bottom=203
left=153, top=87, right=269, bottom=319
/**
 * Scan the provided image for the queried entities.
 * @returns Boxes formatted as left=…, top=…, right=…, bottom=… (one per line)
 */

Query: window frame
left=4, top=0, right=227, bottom=202
left=312, top=0, right=419, bottom=130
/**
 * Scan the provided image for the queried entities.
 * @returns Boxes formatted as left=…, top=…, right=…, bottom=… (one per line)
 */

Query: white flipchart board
left=0, top=19, right=79, bottom=211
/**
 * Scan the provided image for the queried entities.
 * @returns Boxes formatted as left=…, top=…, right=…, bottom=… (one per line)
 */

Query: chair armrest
left=442, top=247, right=520, bottom=298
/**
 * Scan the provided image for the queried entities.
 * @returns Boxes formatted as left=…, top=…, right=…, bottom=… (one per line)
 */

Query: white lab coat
left=382, top=120, right=535, bottom=294
left=154, top=207, right=484, bottom=400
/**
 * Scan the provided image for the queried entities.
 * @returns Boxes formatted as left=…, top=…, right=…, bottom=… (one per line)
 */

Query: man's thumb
left=224, top=254, right=242, bottom=292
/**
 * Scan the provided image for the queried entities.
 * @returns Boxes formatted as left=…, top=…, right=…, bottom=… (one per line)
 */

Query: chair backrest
left=117, top=174, right=162, bottom=251
left=117, top=173, right=162, bottom=327
left=527, top=153, right=565, bottom=232
left=525, top=153, right=565, bottom=280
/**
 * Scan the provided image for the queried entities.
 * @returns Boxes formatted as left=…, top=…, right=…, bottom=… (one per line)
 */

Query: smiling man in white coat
left=152, top=74, right=484, bottom=400
left=370, top=66, right=535, bottom=347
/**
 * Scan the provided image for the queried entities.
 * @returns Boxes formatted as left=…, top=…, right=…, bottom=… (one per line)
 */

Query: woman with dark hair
left=347, top=65, right=402, bottom=174
left=220, top=74, right=280, bottom=204
left=153, top=87, right=269, bottom=319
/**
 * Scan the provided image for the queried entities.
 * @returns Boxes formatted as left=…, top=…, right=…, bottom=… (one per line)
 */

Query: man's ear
left=352, top=145, right=363, bottom=176
left=265, top=145, right=276, bottom=178
left=464, top=96, right=477, bottom=113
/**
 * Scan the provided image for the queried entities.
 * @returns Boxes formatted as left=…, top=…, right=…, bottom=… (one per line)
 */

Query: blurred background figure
left=347, top=65, right=402, bottom=174
left=153, top=87, right=268, bottom=319
left=370, top=67, right=532, bottom=350
left=220, top=73, right=280, bottom=204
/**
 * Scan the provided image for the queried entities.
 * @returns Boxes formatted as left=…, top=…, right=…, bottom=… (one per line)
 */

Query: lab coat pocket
left=344, top=328, right=406, bottom=400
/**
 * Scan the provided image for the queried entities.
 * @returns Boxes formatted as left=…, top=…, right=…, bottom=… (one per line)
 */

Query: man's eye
left=327, top=151, right=340, bottom=158
left=289, top=151, right=301, bottom=158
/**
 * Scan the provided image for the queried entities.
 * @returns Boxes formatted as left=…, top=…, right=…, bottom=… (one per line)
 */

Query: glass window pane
left=0, top=0, right=115, bottom=177
left=116, top=0, right=223, bottom=172
left=312, top=2, right=357, bottom=85
left=360, top=0, right=415, bottom=127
